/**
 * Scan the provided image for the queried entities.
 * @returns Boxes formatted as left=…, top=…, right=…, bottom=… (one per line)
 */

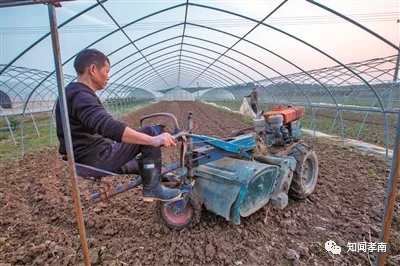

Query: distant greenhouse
left=99, top=84, right=156, bottom=105
left=162, top=87, right=195, bottom=101
left=0, top=64, right=156, bottom=115
left=0, top=90, right=12, bottom=109
left=200, top=88, right=236, bottom=101
left=0, top=65, right=76, bottom=114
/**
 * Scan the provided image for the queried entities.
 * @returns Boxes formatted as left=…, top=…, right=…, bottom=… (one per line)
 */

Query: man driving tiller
left=55, top=48, right=182, bottom=202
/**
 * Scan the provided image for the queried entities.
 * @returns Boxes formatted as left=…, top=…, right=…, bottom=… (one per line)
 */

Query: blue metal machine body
left=193, top=158, right=278, bottom=224
left=292, top=120, right=302, bottom=139
left=71, top=114, right=299, bottom=226
left=265, top=124, right=276, bottom=145
left=161, top=130, right=298, bottom=224
left=191, top=155, right=296, bottom=224
left=265, top=120, right=302, bottom=145
left=188, top=133, right=256, bottom=162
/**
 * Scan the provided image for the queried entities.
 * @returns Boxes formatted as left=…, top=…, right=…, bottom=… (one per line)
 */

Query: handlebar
left=140, top=112, right=181, bottom=134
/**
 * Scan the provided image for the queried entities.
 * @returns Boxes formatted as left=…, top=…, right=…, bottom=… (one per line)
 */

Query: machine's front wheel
left=287, top=142, right=319, bottom=200
left=156, top=193, right=202, bottom=230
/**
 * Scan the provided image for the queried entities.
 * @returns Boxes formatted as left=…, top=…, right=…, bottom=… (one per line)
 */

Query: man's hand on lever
left=152, top=133, right=177, bottom=147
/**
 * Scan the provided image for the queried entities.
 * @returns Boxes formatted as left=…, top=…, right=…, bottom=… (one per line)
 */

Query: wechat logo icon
left=325, top=240, right=342, bottom=255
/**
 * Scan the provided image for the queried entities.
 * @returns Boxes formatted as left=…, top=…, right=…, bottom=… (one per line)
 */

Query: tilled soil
left=1, top=101, right=399, bottom=266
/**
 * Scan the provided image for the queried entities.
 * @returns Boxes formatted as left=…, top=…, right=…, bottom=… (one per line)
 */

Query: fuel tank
left=263, top=105, right=305, bottom=124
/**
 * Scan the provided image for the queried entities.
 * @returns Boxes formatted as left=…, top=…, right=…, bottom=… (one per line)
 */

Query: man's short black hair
left=73, top=48, right=110, bottom=75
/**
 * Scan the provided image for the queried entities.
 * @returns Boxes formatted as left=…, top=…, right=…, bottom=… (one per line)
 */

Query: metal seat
left=59, top=123, right=171, bottom=179
left=61, top=156, right=121, bottom=179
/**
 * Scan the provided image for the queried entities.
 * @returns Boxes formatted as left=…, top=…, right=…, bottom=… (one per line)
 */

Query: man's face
left=89, top=61, right=110, bottom=90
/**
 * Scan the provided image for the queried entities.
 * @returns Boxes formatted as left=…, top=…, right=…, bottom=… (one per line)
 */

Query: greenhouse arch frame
left=0, top=1, right=399, bottom=266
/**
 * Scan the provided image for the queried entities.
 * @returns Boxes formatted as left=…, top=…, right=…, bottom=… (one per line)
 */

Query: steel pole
left=376, top=110, right=400, bottom=266
left=388, top=43, right=400, bottom=110
left=47, top=4, right=91, bottom=266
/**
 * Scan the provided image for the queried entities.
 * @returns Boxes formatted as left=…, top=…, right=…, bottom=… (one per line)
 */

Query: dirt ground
left=1, top=101, right=399, bottom=266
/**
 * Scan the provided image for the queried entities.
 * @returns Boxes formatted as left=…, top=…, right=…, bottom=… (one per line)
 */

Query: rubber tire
left=156, top=192, right=202, bottom=230
left=287, top=142, right=319, bottom=200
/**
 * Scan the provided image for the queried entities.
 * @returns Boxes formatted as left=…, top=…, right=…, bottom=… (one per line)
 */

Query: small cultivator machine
left=73, top=105, right=319, bottom=230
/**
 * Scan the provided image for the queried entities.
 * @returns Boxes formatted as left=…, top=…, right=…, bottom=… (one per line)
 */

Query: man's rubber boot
left=139, top=158, right=182, bottom=202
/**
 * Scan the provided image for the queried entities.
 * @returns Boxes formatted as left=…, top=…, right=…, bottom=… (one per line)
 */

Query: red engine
left=263, top=105, right=305, bottom=124
left=260, top=105, right=306, bottom=146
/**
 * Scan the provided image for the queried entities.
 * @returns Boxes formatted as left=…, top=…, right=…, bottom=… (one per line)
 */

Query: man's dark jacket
left=55, top=82, right=126, bottom=163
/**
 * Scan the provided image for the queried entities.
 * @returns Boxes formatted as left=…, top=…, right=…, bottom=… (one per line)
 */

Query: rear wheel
left=287, top=142, right=319, bottom=200
left=156, top=193, right=202, bottom=230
